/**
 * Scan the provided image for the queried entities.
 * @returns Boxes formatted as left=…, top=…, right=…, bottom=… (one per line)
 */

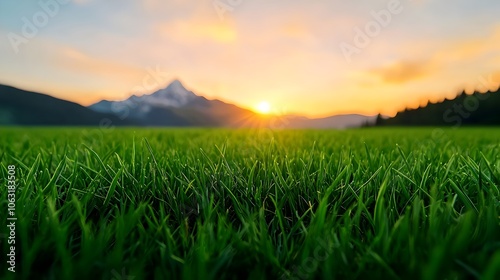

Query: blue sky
left=1, top=0, right=499, bottom=116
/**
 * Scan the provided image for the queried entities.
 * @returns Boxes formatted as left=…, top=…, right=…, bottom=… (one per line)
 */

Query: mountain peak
left=161, top=79, right=190, bottom=96
left=162, top=79, right=189, bottom=97
left=168, top=79, right=183, bottom=88
left=150, top=79, right=197, bottom=107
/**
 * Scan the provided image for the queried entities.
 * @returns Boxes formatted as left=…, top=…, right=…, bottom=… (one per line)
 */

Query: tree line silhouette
left=374, top=87, right=500, bottom=126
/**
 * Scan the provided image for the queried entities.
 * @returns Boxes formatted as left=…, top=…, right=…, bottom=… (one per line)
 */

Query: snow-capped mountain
left=89, top=79, right=263, bottom=126
left=139, top=79, right=198, bottom=108
left=90, top=79, right=200, bottom=117
left=86, top=79, right=376, bottom=128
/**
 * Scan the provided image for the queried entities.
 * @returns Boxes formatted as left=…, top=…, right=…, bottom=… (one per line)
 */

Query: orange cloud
left=437, top=25, right=500, bottom=62
left=369, top=60, right=434, bottom=84
left=157, top=19, right=237, bottom=44
left=58, top=48, right=145, bottom=82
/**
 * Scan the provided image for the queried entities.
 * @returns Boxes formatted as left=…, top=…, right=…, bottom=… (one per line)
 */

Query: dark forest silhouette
left=375, top=87, right=500, bottom=126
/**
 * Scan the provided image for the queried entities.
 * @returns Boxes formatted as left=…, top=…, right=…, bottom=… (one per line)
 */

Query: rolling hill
left=0, top=85, right=134, bottom=126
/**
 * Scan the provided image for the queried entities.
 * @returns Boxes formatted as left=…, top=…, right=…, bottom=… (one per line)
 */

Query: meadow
left=0, top=127, right=499, bottom=280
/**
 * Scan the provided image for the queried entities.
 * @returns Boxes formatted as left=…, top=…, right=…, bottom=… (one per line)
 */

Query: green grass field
left=1, top=128, right=499, bottom=280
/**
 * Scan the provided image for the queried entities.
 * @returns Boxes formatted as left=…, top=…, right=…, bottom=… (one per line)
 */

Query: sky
left=0, top=0, right=499, bottom=117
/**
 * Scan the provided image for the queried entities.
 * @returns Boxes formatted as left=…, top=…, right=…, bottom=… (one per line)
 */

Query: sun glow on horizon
left=1, top=1, right=499, bottom=117
left=256, top=101, right=271, bottom=114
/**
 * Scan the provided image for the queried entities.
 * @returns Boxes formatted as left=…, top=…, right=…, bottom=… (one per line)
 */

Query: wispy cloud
left=156, top=19, right=237, bottom=44
left=370, top=60, right=434, bottom=84
left=57, top=47, right=145, bottom=82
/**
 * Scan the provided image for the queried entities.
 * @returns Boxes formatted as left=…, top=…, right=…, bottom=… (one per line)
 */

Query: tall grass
left=0, top=127, right=499, bottom=279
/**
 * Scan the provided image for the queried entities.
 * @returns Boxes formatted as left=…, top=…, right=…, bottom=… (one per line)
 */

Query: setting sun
left=256, top=101, right=271, bottom=114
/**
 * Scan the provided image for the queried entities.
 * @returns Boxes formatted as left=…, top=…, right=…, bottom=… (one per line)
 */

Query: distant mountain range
left=89, top=79, right=261, bottom=127
left=375, top=88, right=500, bottom=126
left=0, top=80, right=376, bottom=128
